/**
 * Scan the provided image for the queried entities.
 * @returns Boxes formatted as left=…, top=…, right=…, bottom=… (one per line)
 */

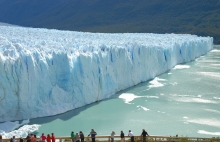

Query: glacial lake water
left=29, top=45, right=220, bottom=138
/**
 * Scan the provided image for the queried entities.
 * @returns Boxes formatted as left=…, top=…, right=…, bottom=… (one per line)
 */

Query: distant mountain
left=0, top=0, right=219, bottom=44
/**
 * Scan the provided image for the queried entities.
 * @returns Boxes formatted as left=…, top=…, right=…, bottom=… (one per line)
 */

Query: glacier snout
left=0, top=26, right=213, bottom=122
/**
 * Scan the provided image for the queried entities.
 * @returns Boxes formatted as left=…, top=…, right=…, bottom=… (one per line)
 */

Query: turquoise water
left=29, top=45, right=220, bottom=138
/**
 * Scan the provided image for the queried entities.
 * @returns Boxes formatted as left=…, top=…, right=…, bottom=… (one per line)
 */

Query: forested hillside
left=0, top=0, right=219, bottom=44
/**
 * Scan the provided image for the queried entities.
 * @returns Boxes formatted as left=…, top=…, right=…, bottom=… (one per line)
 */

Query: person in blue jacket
left=88, top=129, right=97, bottom=142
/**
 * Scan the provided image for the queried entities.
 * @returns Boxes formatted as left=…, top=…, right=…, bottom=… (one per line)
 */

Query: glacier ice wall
left=0, top=26, right=213, bottom=122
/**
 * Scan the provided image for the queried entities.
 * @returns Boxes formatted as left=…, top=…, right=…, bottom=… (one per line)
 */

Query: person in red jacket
left=30, top=134, right=35, bottom=142
left=51, top=133, right=56, bottom=142
left=40, top=133, right=47, bottom=142
left=47, top=134, right=51, bottom=142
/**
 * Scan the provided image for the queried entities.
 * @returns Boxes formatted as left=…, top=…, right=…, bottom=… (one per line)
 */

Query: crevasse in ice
left=0, top=26, right=213, bottom=122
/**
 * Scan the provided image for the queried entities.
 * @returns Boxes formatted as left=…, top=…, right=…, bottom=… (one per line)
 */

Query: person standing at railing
left=19, top=137, right=24, bottom=142
left=30, top=134, right=35, bottom=142
left=26, top=135, right=30, bottom=142
left=0, top=134, right=2, bottom=142
left=141, top=129, right=149, bottom=142
left=75, top=133, right=80, bottom=142
left=71, top=132, right=75, bottom=142
left=46, top=134, right=51, bottom=142
left=128, top=130, right=134, bottom=142
left=110, top=131, right=115, bottom=142
left=34, top=135, right=37, bottom=142
left=88, top=129, right=97, bottom=142
left=79, top=131, right=84, bottom=142
left=40, top=133, right=47, bottom=142
left=120, top=131, right=125, bottom=142
left=10, top=136, right=16, bottom=142
left=51, top=133, right=55, bottom=142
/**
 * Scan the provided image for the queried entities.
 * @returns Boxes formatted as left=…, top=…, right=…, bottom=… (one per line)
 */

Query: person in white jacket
left=110, top=131, right=115, bottom=142
left=128, top=130, right=134, bottom=142
left=75, top=133, right=80, bottom=142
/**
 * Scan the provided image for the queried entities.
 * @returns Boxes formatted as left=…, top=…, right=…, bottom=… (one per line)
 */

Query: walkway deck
left=2, top=135, right=219, bottom=142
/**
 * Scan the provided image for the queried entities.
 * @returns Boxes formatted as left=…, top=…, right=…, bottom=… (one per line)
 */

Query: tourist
left=0, top=134, right=2, bottom=142
left=51, top=133, right=56, bottom=142
left=141, top=129, right=149, bottom=142
left=34, top=135, right=37, bottom=142
left=71, top=132, right=75, bottom=142
left=110, top=131, right=115, bottom=142
left=26, top=135, right=30, bottom=142
left=120, top=131, right=125, bottom=142
left=75, top=133, right=80, bottom=142
left=128, top=130, right=134, bottom=142
left=40, top=133, right=47, bottom=142
left=88, top=129, right=97, bottom=142
left=19, top=137, right=24, bottom=142
left=10, top=136, right=16, bottom=142
left=47, top=134, right=51, bottom=142
left=79, top=131, right=84, bottom=142
left=30, top=134, right=35, bottom=142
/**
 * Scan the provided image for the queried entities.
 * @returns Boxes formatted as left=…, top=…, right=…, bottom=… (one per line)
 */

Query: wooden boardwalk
left=2, top=135, right=220, bottom=142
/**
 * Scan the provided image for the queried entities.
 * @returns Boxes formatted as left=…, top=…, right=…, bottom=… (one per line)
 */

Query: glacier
left=0, top=26, right=213, bottom=122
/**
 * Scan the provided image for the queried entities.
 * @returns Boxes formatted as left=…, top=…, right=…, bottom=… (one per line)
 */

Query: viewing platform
left=1, top=135, right=219, bottom=142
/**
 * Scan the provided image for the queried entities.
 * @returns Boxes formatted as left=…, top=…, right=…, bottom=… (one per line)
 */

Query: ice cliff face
left=0, top=26, right=213, bottom=122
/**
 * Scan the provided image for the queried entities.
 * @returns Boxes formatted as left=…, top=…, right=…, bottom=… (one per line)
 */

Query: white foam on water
left=170, top=94, right=190, bottom=97
left=170, top=82, right=178, bottom=85
left=173, top=65, right=190, bottom=69
left=186, top=118, right=220, bottom=128
left=137, top=105, right=150, bottom=111
left=146, top=96, right=159, bottom=98
left=197, top=130, right=220, bottom=136
left=210, top=49, right=220, bottom=53
left=177, top=98, right=217, bottom=104
left=213, top=97, right=220, bottom=100
left=197, top=60, right=220, bottom=63
left=205, top=109, right=220, bottom=114
left=197, top=72, right=220, bottom=78
left=210, top=64, right=220, bottom=66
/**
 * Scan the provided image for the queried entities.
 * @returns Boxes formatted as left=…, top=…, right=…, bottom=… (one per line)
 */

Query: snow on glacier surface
left=0, top=26, right=213, bottom=123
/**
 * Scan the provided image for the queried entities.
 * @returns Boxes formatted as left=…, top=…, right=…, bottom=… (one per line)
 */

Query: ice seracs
left=0, top=26, right=213, bottom=122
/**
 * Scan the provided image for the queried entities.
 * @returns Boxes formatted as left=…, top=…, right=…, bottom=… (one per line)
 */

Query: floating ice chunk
left=119, top=93, right=142, bottom=104
left=173, top=65, right=190, bottom=69
left=148, top=77, right=167, bottom=89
